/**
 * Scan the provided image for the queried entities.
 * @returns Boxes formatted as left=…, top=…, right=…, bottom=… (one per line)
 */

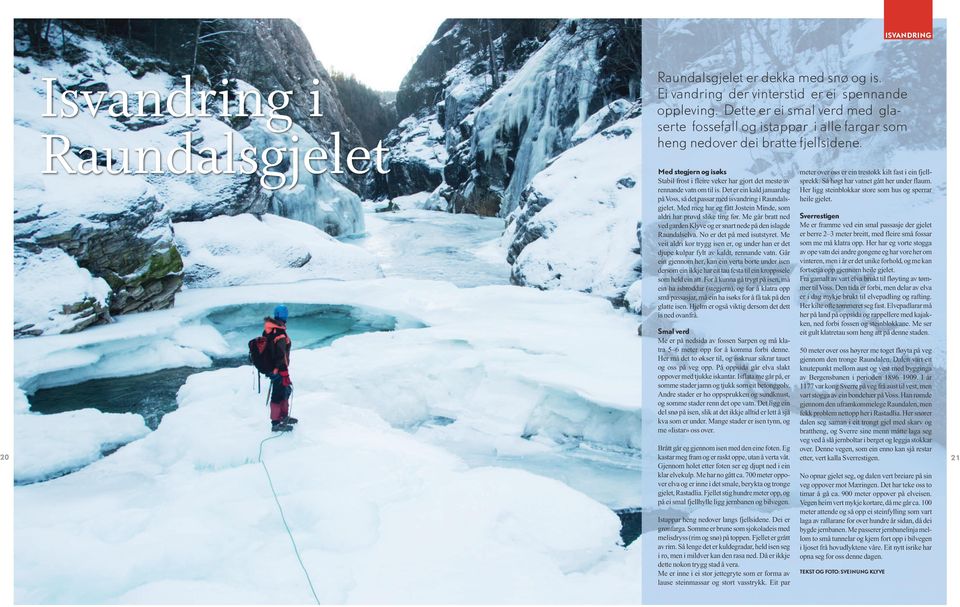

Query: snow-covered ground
left=15, top=278, right=642, bottom=603
left=16, top=379, right=640, bottom=603
left=13, top=20, right=646, bottom=604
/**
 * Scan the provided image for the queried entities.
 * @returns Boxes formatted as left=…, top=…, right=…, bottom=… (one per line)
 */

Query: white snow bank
left=174, top=213, right=383, bottom=288
left=14, top=407, right=149, bottom=485
left=15, top=364, right=641, bottom=603
left=352, top=209, right=508, bottom=287
left=624, top=279, right=642, bottom=314
left=570, top=98, right=633, bottom=145
left=14, top=247, right=112, bottom=336
left=290, top=318, right=641, bottom=452
left=390, top=191, right=433, bottom=210
left=14, top=273, right=643, bottom=601
left=14, top=386, right=30, bottom=414
left=12, top=126, right=154, bottom=237
left=15, top=321, right=221, bottom=392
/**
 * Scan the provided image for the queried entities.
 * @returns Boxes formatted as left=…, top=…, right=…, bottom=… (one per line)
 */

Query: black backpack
left=248, top=335, right=275, bottom=375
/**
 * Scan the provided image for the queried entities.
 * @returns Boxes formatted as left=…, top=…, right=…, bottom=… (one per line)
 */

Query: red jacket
left=262, top=317, right=292, bottom=374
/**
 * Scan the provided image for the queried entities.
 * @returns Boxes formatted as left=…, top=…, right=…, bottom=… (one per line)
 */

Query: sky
left=301, top=17, right=445, bottom=92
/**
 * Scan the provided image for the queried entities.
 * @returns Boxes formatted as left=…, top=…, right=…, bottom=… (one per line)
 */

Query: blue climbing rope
left=258, top=434, right=321, bottom=605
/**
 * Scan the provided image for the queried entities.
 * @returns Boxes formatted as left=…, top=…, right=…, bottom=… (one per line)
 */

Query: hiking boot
left=281, top=416, right=298, bottom=425
left=271, top=421, right=293, bottom=432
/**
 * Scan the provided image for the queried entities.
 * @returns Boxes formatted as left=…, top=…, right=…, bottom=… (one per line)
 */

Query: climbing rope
left=258, top=434, right=321, bottom=605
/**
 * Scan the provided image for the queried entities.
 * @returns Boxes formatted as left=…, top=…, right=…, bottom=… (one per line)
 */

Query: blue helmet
left=273, top=304, right=289, bottom=321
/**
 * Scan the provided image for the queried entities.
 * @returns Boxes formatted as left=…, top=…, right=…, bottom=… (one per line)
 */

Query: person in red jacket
left=264, top=304, right=297, bottom=432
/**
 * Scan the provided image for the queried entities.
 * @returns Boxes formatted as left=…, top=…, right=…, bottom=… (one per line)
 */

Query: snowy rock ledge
left=14, top=247, right=112, bottom=336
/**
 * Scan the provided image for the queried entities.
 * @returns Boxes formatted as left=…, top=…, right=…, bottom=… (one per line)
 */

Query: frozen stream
left=20, top=208, right=640, bottom=533
left=27, top=303, right=400, bottom=431
left=346, top=208, right=510, bottom=287
left=15, top=214, right=644, bottom=601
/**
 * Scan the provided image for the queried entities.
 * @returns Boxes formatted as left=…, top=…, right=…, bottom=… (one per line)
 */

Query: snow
left=14, top=274, right=642, bottom=515
left=15, top=360, right=640, bottom=603
left=570, top=99, right=633, bottom=145
left=14, top=404, right=149, bottom=485
left=14, top=198, right=644, bottom=601
left=363, top=191, right=436, bottom=212
left=14, top=31, right=647, bottom=590
left=14, top=247, right=112, bottom=336
left=174, top=213, right=383, bottom=288
left=14, top=314, right=222, bottom=392
left=386, top=25, right=492, bottom=173
left=13, top=51, right=254, bottom=229
left=624, top=279, right=643, bottom=314
left=422, top=184, right=451, bottom=211
left=389, top=191, right=432, bottom=210
left=385, top=114, right=448, bottom=170
left=16, top=276, right=639, bottom=404
left=12, top=124, right=156, bottom=239
left=441, top=64, right=491, bottom=148
left=14, top=386, right=30, bottom=414
left=505, top=115, right=642, bottom=300
left=14, top=29, right=372, bottom=338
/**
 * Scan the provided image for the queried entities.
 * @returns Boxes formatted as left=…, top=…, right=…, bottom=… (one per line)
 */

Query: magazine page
left=640, top=17, right=946, bottom=604
left=1, top=1, right=956, bottom=605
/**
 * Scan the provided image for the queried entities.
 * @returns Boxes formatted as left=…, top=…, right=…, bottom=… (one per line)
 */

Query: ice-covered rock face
left=372, top=19, right=643, bottom=308
left=503, top=108, right=642, bottom=303
left=456, top=22, right=607, bottom=217
left=370, top=20, right=559, bottom=202
left=239, top=109, right=365, bottom=236
left=369, top=115, right=447, bottom=199
left=377, top=19, right=641, bottom=218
